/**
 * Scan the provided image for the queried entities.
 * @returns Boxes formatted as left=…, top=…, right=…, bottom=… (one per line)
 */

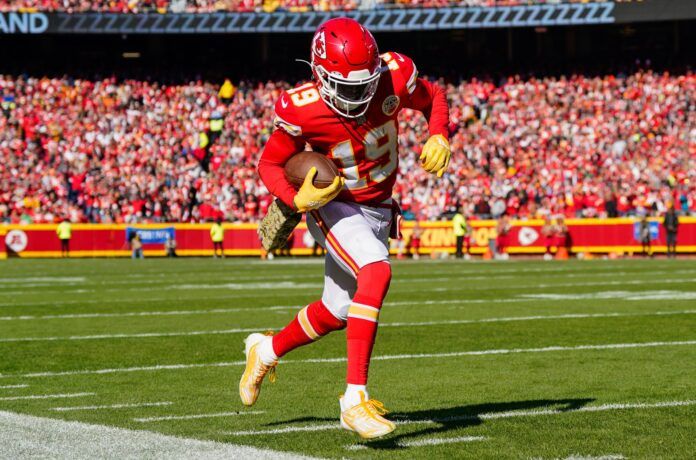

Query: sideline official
left=56, top=219, right=72, bottom=258
left=453, top=206, right=471, bottom=259
left=664, top=202, right=679, bottom=258
left=211, top=218, right=225, bottom=258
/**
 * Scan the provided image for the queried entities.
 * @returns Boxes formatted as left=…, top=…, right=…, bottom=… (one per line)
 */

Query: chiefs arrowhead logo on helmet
left=310, top=17, right=383, bottom=119
left=313, top=30, right=327, bottom=59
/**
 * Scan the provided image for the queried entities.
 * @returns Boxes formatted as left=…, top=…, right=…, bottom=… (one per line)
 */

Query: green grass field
left=1, top=258, right=695, bottom=459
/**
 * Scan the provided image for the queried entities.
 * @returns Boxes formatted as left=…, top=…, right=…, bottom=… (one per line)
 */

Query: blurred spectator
left=541, top=215, right=555, bottom=260
left=639, top=214, right=651, bottom=257
left=0, top=0, right=612, bottom=13
left=129, top=232, right=144, bottom=258
left=495, top=214, right=511, bottom=259
left=0, top=70, right=693, bottom=225
left=165, top=234, right=178, bottom=257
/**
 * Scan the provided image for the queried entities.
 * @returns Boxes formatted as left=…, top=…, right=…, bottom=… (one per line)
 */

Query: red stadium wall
left=1, top=218, right=695, bottom=259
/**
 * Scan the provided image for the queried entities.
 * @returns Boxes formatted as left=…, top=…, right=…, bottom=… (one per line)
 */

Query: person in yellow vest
left=452, top=205, right=471, bottom=260
left=56, top=218, right=72, bottom=258
left=219, top=79, right=236, bottom=104
left=208, top=111, right=224, bottom=145
left=211, top=217, right=225, bottom=258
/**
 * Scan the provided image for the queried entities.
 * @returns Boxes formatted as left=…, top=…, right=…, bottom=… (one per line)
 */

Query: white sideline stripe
left=0, top=392, right=94, bottom=401
left=3, top=340, right=695, bottom=379
left=0, top=410, right=315, bottom=460
left=345, top=435, right=488, bottom=450
left=51, top=402, right=173, bottom=412
left=0, top=384, right=28, bottom=389
left=226, top=400, right=695, bottom=436
left=3, top=309, right=694, bottom=343
left=133, top=411, right=265, bottom=422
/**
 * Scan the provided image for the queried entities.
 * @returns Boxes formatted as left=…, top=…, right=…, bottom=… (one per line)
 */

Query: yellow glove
left=293, top=167, right=345, bottom=213
left=419, top=134, right=451, bottom=177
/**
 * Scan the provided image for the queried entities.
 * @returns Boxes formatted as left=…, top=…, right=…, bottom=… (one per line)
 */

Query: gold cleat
left=340, top=392, right=396, bottom=439
left=239, top=332, right=277, bottom=406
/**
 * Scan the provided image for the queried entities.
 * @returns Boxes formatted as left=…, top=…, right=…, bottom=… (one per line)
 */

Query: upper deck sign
left=0, top=13, right=49, bottom=34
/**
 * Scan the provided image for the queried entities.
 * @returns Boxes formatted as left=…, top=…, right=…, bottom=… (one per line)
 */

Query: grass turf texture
left=0, top=258, right=694, bottom=459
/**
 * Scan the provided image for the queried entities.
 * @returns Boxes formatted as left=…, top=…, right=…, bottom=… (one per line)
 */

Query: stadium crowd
left=0, top=69, right=694, bottom=224
left=2, top=0, right=609, bottom=14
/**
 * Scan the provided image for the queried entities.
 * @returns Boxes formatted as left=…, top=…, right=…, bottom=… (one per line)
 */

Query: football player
left=240, top=17, right=450, bottom=439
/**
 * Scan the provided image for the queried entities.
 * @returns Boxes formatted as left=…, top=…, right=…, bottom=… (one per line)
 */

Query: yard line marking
left=0, top=327, right=265, bottom=343
left=229, top=423, right=339, bottom=436
left=170, top=282, right=322, bottom=291
left=133, top=411, right=265, bottom=422
left=302, top=340, right=696, bottom=363
left=0, top=384, right=29, bottom=389
left=522, top=291, right=696, bottom=301
left=1, top=362, right=242, bottom=379
left=424, top=278, right=696, bottom=293
left=559, top=455, right=625, bottom=460
left=0, top=299, right=534, bottom=321
left=50, top=402, right=173, bottom=412
left=344, top=435, right=487, bottom=450
left=0, top=277, right=85, bottom=284
left=0, top=305, right=297, bottom=321
left=5, top=293, right=696, bottom=321
left=0, top=392, right=94, bottom=401
left=226, top=400, right=695, bottom=436
left=5, top=275, right=692, bottom=307
left=3, top=340, right=695, bottom=379
left=3, top=278, right=693, bottom=301
left=3, top=310, right=694, bottom=343
left=381, top=310, right=696, bottom=328
left=0, top=410, right=316, bottom=460
left=399, top=435, right=488, bottom=447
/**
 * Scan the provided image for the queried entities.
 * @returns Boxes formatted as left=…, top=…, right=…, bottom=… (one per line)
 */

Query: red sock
left=272, top=300, right=345, bottom=358
left=346, top=261, right=392, bottom=385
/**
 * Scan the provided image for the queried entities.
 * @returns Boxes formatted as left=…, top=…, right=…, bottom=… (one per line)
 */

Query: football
left=284, top=151, right=340, bottom=189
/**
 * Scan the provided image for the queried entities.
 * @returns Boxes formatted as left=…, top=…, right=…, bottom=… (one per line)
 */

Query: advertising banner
left=125, top=227, right=176, bottom=244
left=1, top=217, right=694, bottom=259
left=2, top=3, right=694, bottom=36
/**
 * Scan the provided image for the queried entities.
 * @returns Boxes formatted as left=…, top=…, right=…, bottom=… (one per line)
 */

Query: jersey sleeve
left=273, top=91, right=305, bottom=138
left=386, top=52, right=450, bottom=138
left=257, top=93, right=306, bottom=209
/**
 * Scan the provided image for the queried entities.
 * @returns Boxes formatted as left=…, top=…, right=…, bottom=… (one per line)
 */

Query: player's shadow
left=268, top=398, right=594, bottom=450
left=361, top=398, right=595, bottom=450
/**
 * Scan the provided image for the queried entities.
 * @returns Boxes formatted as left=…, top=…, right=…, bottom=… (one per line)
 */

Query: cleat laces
left=357, top=399, right=389, bottom=418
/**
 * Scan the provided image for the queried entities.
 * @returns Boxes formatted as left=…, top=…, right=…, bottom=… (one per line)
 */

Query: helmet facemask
left=313, top=64, right=381, bottom=118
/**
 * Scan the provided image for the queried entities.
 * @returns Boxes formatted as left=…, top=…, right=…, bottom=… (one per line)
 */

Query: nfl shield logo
left=382, top=95, right=400, bottom=116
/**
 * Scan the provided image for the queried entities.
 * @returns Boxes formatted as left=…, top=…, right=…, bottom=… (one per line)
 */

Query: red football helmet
left=310, top=17, right=382, bottom=118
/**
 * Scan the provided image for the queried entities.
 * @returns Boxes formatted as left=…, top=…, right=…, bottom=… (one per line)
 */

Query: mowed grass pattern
left=0, top=258, right=695, bottom=459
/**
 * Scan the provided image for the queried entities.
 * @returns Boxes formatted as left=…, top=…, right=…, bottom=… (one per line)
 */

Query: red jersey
left=258, top=52, right=449, bottom=208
